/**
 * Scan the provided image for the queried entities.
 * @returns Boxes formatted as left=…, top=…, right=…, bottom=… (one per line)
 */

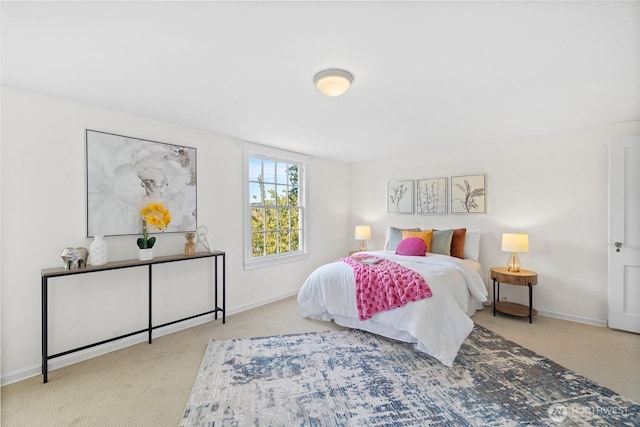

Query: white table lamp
left=355, top=225, right=371, bottom=251
left=501, top=233, right=529, bottom=272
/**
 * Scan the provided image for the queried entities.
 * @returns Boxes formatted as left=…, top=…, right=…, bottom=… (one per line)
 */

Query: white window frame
left=243, top=142, right=310, bottom=270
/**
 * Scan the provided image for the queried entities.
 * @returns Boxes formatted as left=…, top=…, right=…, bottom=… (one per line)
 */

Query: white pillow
left=463, top=230, right=481, bottom=262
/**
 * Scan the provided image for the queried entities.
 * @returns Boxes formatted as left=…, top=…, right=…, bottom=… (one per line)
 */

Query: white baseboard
left=481, top=297, right=607, bottom=328
left=537, top=309, right=607, bottom=328
left=226, top=290, right=299, bottom=316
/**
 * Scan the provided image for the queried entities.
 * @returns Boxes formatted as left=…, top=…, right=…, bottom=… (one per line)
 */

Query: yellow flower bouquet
left=137, top=202, right=171, bottom=249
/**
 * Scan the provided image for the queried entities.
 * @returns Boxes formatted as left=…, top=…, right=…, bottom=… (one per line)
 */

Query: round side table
left=490, top=267, right=538, bottom=323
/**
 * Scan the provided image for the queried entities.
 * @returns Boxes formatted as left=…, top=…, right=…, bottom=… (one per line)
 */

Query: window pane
left=278, top=208, right=290, bottom=228
left=287, top=165, right=300, bottom=201
left=276, top=162, right=288, bottom=184
left=279, top=231, right=290, bottom=253
left=251, top=208, right=264, bottom=232
left=291, top=208, right=300, bottom=228
left=265, top=208, right=277, bottom=231
left=263, top=184, right=276, bottom=206
left=252, top=233, right=264, bottom=257
left=291, top=229, right=300, bottom=251
left=288, top=191, right=298, bottom=206
left=265, top=232, right=277, bottom=255
left=288, top=165, right=299, bottom=204
left=263, top=159, right=276, bottom=183
left=248, top=157, right=263, bottom=181
left=276, top=185, right=289, bottom=206
left=249, top=182, right=263, bottom=205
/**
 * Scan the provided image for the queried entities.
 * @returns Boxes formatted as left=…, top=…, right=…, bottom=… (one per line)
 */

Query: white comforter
left=297, top=251, right=488, bottom=366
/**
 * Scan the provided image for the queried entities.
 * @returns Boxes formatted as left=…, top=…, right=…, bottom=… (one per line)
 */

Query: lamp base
left=507, top=252, right=521, bottom=272
left=359, top=241, right=367, bottom=251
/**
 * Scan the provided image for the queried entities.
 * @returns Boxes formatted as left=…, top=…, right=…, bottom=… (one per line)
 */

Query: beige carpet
left=1, top=296, right=638, bottom=426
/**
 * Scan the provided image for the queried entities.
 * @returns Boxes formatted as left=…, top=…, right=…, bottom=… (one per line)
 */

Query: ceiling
left=2, top=1, right=638, bottom=163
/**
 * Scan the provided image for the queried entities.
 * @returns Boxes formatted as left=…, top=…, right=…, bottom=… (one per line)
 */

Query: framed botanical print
left=451, top=174, right=485, bottom=213
left=387, top=180, right=414, bottom=214
left=416, top=177, right=447, bottom=214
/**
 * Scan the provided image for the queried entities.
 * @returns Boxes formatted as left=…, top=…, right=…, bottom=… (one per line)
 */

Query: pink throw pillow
left=396, top=237, right=427, bottom=256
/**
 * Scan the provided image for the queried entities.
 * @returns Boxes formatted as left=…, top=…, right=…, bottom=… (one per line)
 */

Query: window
left=243, top=142, right=309, bottom=269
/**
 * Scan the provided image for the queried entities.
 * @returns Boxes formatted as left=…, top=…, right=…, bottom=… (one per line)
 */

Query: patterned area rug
left=180, top=326, right=639, bottom=426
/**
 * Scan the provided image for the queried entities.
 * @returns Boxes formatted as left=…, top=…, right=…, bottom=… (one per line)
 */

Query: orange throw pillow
left=450, top=228, right=467, bottom=259
left=402, top=229, right=433, bottom=252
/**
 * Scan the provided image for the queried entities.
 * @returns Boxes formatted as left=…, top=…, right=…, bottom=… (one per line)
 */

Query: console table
left=41, top=251, right=225, bottom=383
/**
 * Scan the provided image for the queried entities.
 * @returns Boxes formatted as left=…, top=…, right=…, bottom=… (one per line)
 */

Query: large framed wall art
left=451, top=174, right=485, bottom=213
left=86, top=129, right=197, bottom=237
left=387, top=180, right=414, bottom=214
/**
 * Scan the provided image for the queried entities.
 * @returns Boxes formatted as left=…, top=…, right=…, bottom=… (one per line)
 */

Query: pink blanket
left=340, top=254, right=432, bottom=320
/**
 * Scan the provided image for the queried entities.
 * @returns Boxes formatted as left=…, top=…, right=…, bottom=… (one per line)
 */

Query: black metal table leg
left=528, top=284, right=533, bottom=323
left=222, top=254, right=226, bottom=324
left=148, top=264, right=153, bottom=344
left=214, top=256, right=218, bottom=321
left=42, top=276, right=48, bottom=383
left=493, top=279, right=496, bottom=316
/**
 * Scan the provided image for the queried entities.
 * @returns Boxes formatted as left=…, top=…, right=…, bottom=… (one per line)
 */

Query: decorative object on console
left=387, top=180, right=414, bottom=214
left=501, top=233, right=529, bottom=272
left=185, top=232, right=196, bottom=256
left=88, top=235, right=108, bottom=266
left=416, top=177, right=447, bottom=214
left=451, top=174, right=486, bottom=213
left=313, top=69, right=353, bottom=97
left=137, top=202, right=171, bottom=261
left=354, top=225, right=371, bottom=251
left=196, top=225, right=213, bottom=253
left=138, top=248, right=153, bottom=261
left=85, top=129, right=196, bottom=237
left=60, top=247, right=89, bottom=270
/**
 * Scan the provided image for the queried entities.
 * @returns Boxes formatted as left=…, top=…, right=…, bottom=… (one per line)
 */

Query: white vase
left=138, top=248, right=153, bottom=261
left=89, top=235, right=108, bottom=266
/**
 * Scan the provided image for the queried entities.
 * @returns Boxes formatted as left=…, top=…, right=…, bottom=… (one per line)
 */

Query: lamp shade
left=314, top=69, right=353, bottom=97
left=501, top=233, right=529, bottom=253
left=355, top=225, right=371, bottom=240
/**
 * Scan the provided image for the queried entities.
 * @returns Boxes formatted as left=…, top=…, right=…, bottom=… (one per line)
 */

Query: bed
left=297, top=228, right=488, bottom=367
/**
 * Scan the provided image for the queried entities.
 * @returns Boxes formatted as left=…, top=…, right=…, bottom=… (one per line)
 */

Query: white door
left=608, top=136, right=640, bottom=333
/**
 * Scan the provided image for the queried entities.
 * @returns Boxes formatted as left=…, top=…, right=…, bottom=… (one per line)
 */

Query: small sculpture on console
left=184, top=232, right=196, bottom=256
left=196, top=226, right=213, bottom=253
left=60, top=247, right=89, bottom=270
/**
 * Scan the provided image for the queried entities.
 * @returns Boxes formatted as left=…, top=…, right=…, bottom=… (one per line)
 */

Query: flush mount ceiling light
left=313, top=69, right=353, bottom=97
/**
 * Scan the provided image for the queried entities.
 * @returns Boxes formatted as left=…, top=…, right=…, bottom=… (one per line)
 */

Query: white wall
left=349, top=121, right=640, bottom=326
left=0, top=87, right=350, bottom=384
